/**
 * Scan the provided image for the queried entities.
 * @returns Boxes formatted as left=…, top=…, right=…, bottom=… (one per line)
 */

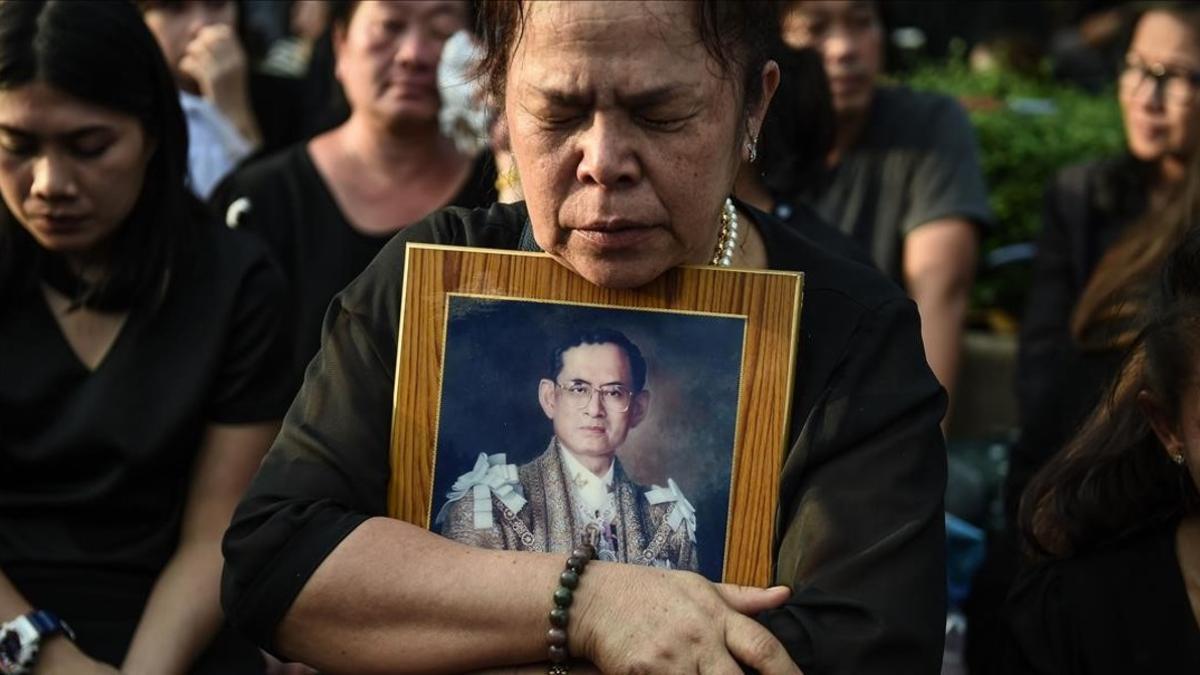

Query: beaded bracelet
left=546, top=543, right=596, bottom=675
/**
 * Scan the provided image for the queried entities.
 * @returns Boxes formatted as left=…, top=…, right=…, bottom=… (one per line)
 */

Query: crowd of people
left=0, top=1, right=1198, bottom=674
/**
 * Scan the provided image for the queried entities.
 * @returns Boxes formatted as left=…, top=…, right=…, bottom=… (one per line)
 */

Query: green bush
left=901, top=55, right=1126, bottom=323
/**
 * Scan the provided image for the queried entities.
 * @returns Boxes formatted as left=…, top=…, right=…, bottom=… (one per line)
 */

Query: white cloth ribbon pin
left=435, top=452, right=526, bottom=530
left=646, top=478, right=697, bottom=542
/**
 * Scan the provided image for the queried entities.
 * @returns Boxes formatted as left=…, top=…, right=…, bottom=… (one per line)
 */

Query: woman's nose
left=30, top=152, right=78, bottom=201
left=575, top=114, right=641, bottom=189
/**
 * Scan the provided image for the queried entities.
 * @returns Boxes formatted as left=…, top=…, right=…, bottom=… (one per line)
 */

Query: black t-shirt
left=221, top=202, right=950, bottom=674
left=1000, top=523, right=1200, bottom=673
left=211, top=144, right=497, bottom=392
left=798, top=86, right=993, bottom=282
left=0, top=221, right=291, bottom=669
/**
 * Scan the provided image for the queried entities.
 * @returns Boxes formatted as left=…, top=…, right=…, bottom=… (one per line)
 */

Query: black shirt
left=799, top=86, right=993, bottom=282
left=1000, top=523, right=1200, bottom=673
left=211, top=144, right=497, bottom=391
left=221, top=202, right=949, bottom=674
left=0, top=222, right=291, bottom=669
left=1007, top=157, right=1148, bottom=513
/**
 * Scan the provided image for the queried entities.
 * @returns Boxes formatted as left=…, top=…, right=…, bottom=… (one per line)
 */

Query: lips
left=28, top=213, right=87, bottom=231
left=1129, top=116, right=1167, bottom=141
left=828, top=74, right=868, bottom=94
left=570, top=219, right=657, bottom=250
left=579, top=425, right=607, bottom=434
left=386, top=77, right=437, bottom=95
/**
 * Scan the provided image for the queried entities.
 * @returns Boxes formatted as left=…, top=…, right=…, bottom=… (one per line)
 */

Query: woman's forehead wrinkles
left=523, top=0, right=698, bottom=54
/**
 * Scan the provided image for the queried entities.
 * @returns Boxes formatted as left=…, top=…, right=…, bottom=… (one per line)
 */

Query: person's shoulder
left=1052, top=153, right=1148, bottom=202
left=1017, top=524, right=1176, bottom=611
left=213, top=142, right=311, bottom=208
left=875, top=85, right=966, bottom=121
left=757, top=204, right=904, bottom=313
left=773, top=200, right=875, bottom=269
left=175, top=203, right=285, bottom=310
left=336, top=202, right=528, bottom=321
left=871, top=85, right=973, bottom=146
left=192, top=204, right=280, bottom=278
left=1053, top=156, right=1120, bottom=190
left=394, top=201, right=529, bottom=250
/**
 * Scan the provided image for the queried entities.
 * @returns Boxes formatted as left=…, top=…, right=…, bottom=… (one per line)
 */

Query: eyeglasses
left=1119, top=56, right=1200, bottom=107
left=555, top=382, right=634, bottom=413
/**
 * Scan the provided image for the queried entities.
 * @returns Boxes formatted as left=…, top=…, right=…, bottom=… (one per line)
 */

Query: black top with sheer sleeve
left=220, top=201, right=949, bottom=674
left=0, top=221, right=291, bottom=670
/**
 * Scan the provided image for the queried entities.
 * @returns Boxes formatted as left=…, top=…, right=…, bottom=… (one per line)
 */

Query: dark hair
left=329, top=0, right=477, bottom=31
left=0, top=0, right=195, bottom=310
left=1022, top=227, right=1200, bottom=560
left=328, top=0, right=362, bottom=29
left=476, top=1, right=777, bottom=116
left=1071, top=2, right=1200, bottom=348
left=548, top=329, right=648, bottom=393
left=758, top=45, right=835, bottom=197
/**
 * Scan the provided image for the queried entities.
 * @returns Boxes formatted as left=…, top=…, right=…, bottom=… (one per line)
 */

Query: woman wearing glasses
left=967, top=5, right=1200, bottom=667
left=1008, top=2, right=1200, bottom=531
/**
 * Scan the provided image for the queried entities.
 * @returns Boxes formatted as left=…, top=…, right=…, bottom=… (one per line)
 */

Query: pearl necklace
left=710, top=197, right=739, bottom=267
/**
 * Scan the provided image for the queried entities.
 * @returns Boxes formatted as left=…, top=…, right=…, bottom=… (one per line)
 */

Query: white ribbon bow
left=435, top=452, right=526, bottom=530
left=645, top=478, right=697, bottom=542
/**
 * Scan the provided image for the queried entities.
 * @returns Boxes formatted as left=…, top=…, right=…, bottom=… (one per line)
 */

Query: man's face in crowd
left=781, top=1, right=883, bottom=117
left=538, top=342, right=648, bottom=466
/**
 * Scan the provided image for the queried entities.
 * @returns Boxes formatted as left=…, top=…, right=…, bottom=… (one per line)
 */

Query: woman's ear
left=1139, top=390, right=1184, bottom=459
left=748, top=59, right=781, bottom=143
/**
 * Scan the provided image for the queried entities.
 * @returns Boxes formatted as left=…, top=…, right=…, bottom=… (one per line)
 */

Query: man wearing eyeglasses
left=437, top=329, right=698, bottom=572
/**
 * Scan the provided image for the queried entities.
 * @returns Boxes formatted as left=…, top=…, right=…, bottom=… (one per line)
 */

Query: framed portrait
left=390, top=244, right=803, bottom=586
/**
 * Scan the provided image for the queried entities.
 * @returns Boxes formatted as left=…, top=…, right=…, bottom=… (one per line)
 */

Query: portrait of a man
left=437, top=328, right=698, bottom=570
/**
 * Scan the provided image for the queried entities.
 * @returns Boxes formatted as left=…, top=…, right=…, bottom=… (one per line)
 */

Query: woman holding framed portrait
left=221, top=2, right=947, bottom=674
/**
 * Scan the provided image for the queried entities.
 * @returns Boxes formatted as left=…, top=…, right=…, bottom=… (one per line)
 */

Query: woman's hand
left=33, top=637, right=119, bottom=675
left=179, top=24, right=262, bottom=148
left=573, top=564, right=802, bottom=675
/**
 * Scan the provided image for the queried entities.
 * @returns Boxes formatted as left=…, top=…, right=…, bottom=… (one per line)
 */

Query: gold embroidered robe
left=440, top=440, right=698, bottom=571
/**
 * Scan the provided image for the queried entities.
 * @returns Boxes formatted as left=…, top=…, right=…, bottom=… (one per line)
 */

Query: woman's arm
left=120, top=421, right=279, bottom=675
left=276, top=517, right=799, bottom=675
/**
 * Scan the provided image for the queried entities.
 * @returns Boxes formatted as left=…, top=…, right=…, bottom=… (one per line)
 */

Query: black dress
left=0, top=222, right=292, bottom=672
left=210, top=144, right=497, bottom=392
left=220, top=201, right=950, bottom=674
left=1000, top=523, right=1200, bottom=674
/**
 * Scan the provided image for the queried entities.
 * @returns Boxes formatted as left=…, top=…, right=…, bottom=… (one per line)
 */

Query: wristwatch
left=0, top=610, right=74, bottom=675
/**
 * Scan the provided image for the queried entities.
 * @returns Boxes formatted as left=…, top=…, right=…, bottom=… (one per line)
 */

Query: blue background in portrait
left=431, top=295, right=745, bottom=582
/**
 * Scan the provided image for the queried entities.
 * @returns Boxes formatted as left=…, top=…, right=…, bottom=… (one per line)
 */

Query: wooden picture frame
left=389, top=243, right=803, bottom=586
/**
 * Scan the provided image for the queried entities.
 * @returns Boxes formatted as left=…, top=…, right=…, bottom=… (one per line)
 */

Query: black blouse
left=1007, top=156, right=1149, bottom=513
left=1000, top=523, right=1200, bottom=673
left=211, top=144, right=497, bottom=393
left=220, top=202, right=949, bottom=675
left=0, top=221, right=291, bottom=669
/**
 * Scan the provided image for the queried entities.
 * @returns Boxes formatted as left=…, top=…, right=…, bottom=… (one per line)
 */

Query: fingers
left=699, top=652, right=750, bottom=675
left=185, top=24, right=245, bottom=73
left=713, top=582, right=792, bottom=616
left=724, top=614, right=802, bottom=675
